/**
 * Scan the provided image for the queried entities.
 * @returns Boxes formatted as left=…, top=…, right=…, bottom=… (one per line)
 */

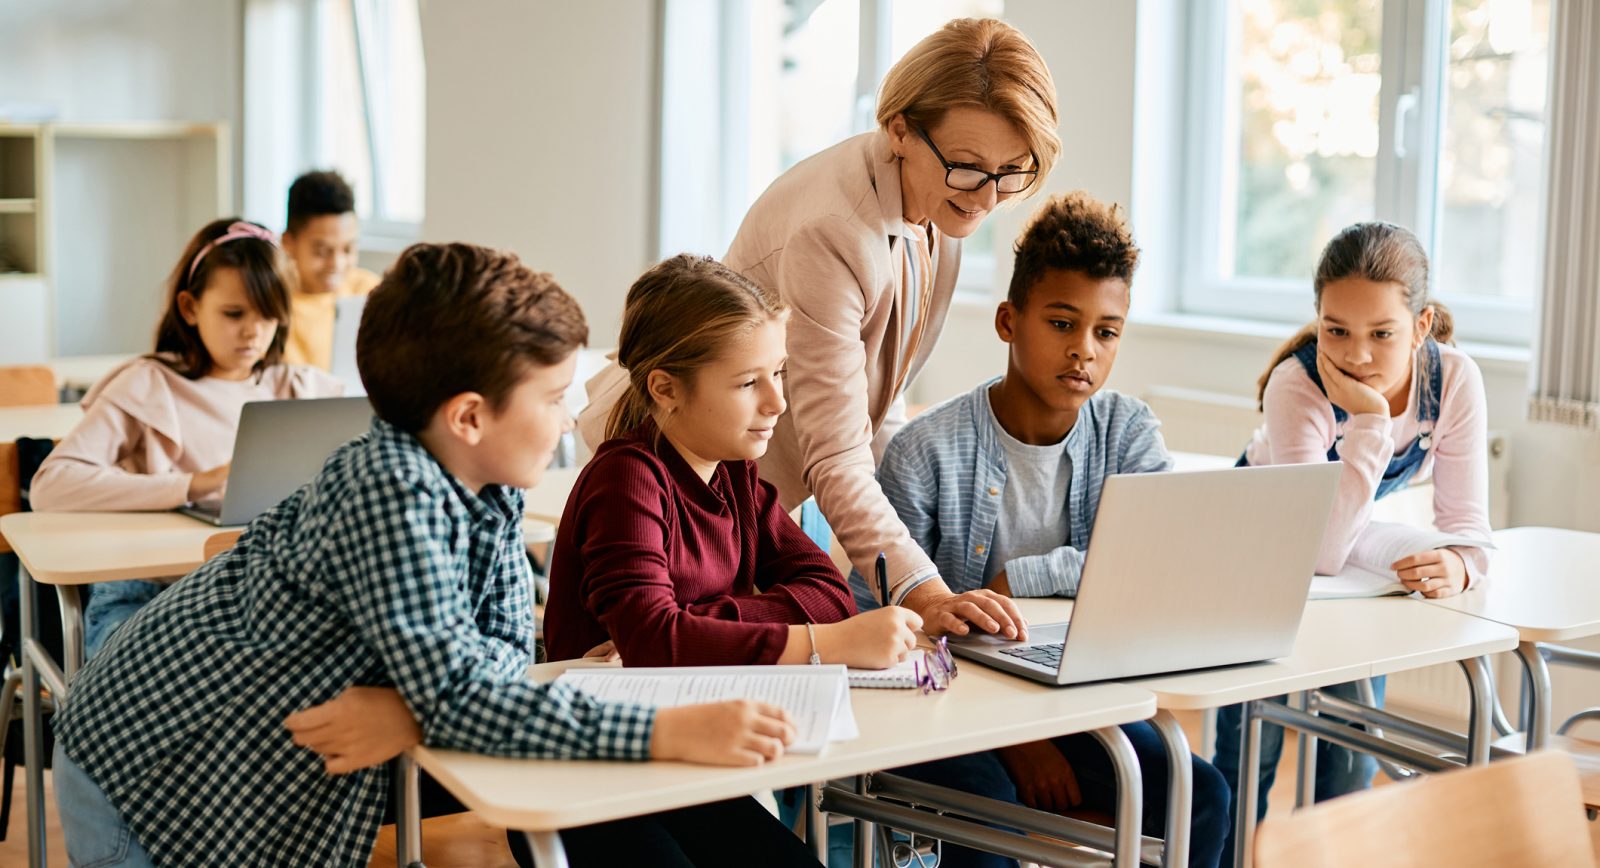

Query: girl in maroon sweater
left=544, top=254, right=921, bottom=668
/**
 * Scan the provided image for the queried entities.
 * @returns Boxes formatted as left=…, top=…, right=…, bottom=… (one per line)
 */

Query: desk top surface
left=1426, top=526, right=1600, bottom=642
left=1010, top=596, right=1517, bottom=710
left=413, top=657, right=1155, bottom=832
left=0, top=403, right=82, bottom=442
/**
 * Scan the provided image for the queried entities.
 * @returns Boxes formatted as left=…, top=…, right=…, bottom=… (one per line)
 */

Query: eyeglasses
left=914, top=125, right=1038, bottom=195
left=914, top=637, right=959, bottom=694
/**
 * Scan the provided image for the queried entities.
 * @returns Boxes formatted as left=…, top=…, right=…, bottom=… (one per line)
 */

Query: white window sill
left=1131, top=311, right=1531, bottom=376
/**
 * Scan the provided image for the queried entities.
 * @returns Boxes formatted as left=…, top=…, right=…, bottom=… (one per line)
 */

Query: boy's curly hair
left=1008, top=191, right=1140, bottom=306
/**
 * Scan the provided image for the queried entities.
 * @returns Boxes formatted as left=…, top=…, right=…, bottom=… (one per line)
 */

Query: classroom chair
left=203, top=530, right=243, bottom=561
left=1254, top=750, right=1595, bottom=868
left=0, top=366, right=55, bottom=408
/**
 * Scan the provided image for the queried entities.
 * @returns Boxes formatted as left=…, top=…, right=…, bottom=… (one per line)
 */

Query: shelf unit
left=0, top=122, right=230, bottom=364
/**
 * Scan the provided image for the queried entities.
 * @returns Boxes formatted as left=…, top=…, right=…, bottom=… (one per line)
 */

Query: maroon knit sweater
left=543, top=427, right=855, bottom=666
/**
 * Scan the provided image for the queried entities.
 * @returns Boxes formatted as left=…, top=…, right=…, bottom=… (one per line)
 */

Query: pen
left=876, top=551, right=891, bottom=607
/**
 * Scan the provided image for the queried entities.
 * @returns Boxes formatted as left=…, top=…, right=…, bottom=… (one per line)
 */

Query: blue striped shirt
left=855, top=378, right=1172, bottom=602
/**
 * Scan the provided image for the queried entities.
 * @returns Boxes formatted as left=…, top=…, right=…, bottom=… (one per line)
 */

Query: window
left=1181, top=0, right=1550, bottom=344
left=658, top=0, right=1002, bottom=289
left=243, top=0, right=425, bottom=245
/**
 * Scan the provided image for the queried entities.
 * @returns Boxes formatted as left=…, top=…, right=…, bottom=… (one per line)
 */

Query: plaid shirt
left=54, top=418, right=655, bottom=868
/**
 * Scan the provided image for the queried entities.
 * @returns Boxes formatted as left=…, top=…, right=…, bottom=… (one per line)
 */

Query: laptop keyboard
left=998, top=642, right=1063, bottom=667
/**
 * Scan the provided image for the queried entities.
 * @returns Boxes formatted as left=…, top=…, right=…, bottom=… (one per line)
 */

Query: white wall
left=419, top=0, right=659, bottom=348
left=0, top=0, right=243, bottom=357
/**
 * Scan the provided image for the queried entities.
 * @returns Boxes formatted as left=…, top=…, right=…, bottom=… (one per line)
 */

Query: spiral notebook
left=847, top=657, right=921, bottom=689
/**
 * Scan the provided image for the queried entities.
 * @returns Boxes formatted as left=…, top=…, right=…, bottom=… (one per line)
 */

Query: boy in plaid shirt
left=51, top=243, right=809, bottom=868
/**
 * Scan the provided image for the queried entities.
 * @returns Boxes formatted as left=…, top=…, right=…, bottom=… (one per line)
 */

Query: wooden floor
left=2, top=709, right=1595, bottom=867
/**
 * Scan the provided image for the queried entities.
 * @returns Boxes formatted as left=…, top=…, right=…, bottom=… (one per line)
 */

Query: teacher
left=584, top=18, right=1059, bottom=638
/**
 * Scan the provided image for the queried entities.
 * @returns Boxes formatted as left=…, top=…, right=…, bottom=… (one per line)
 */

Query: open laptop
left=178, top=396, right=374, bottom=527
left=947, top=462, right=1343, bottom=685
left=329, top=294, right=367, bottom=396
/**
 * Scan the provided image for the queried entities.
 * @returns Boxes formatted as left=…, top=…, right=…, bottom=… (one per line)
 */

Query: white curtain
left=1530, top=0, right=1600, bottom=429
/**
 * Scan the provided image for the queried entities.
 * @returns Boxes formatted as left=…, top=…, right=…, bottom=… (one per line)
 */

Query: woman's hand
left=997, top=740, right=1081, bottom=813
left=284, top=686, right=422, bottom=775
left=651, top=700, right=796, bottom=766
left=904, top=582, right=1028, bottom=641
left=583, top=639, right=621, bottom=662
left=187, top=463, right=231, bottom=502
left=1316, top=350, right=1389, bottom=418
left=816, top=607, right=923, bottom=669
left=1392, top=547, right=1469, bottom=598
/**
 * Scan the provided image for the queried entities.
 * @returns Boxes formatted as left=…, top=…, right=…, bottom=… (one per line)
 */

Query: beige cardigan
left=580, top=131, right=960, bottom=597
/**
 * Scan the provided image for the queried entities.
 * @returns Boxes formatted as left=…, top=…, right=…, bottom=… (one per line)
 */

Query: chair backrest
left=1255, top=751, right=1596, bottom=868
left=0, top=366, right=56, bottom=408
left=203, top=530, right=243, bottom=561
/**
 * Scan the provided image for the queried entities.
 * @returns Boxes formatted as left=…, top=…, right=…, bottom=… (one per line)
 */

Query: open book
left=555, top=665, right=858, bottom=754
left=1308, top=521, right=1493, bottom=600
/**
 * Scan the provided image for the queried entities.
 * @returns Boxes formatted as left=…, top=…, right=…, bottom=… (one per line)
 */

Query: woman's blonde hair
left=606, top=254, right=789, bottom=440
left=1255, top=222, right=1455, bottom=409
left=876, top=18, right=1060, bottom=192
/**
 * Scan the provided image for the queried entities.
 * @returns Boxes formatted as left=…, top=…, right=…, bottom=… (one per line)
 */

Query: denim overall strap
left=1234, top=340, right=1341, bottom=467
left=1371, top=338, right=1443, bottom=500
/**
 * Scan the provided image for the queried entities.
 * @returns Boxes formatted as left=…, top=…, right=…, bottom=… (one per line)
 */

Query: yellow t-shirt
left=283, top=267, right=381, bottom=370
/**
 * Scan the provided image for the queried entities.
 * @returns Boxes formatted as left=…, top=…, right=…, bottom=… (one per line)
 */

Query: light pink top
left=1242, top=342, right=1492, bottom=585
left=31, top=356, right=344, bottom=512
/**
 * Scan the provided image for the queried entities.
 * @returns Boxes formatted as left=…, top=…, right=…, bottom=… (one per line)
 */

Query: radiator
left=1142, top=385, right=1516, bottom=726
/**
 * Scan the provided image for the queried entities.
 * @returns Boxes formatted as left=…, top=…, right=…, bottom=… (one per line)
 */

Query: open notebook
left=1309, top=521, right=1494, bottom=600
left=555, top=665, right=858, bottom=754
left=847, top=657, right=921, bottom=689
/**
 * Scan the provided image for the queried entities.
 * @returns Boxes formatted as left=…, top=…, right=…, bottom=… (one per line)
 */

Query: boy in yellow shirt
left=281, top=170, right=381, bottom=369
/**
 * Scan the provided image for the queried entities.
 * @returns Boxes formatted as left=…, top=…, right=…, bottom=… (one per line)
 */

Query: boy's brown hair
left=357, top=242, right=588, bottom=433
left=1007, top=191, right=1140, bottom=307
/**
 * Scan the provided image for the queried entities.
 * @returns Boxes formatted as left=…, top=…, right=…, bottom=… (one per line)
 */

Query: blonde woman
left=584, top=17, right=1059, bottom=642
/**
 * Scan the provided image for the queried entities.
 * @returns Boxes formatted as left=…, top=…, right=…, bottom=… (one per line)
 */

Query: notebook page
left=847, top=657, right=919, bottom=689
left=556, top=665, right=847, bottom=754
left=1346, top=521, right=1494, bottom=577
left=1309, top=567, right=1410, bottom=600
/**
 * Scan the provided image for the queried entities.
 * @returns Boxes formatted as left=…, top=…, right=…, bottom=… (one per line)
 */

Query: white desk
left=48, top=354, right=132, bottom=395
left=0, top=404, right=82, bottom=443
left=407, top=658, right=1159, bottom=868
left=1087, top=597, right=1518, bottom=868
left=1427, top=526, right=1600, bottom=748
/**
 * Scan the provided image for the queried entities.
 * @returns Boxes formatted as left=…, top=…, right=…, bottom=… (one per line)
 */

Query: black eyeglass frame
left=913, top=125, right=1039, bottom=195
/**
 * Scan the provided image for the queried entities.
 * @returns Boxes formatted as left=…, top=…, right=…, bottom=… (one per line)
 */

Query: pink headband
left=186, top=221, right=278, bottom=282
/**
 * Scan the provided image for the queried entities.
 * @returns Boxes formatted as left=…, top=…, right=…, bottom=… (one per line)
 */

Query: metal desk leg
left=392, top=755, right=425, bottom=868
left=1460, top=656, right=1494, bottom=764
left=1294, top=692, right=1316, bottom=809
left=852, top=774, right=874, bottom=868
left=1089, top=725, right=1143, bottom=867
left=56, top=585, right=83, bottom=680
left=805, top=783, right=828, bottom=863
left=1515, top=642, right=1552, bottom=751
left=521, top=831, right=569, bottom=868
left=1233, top=700, right=1263, bottom=868
left=1150, top=710, right=1191, bottom=868
left=19, top=562, right=45, bottom=868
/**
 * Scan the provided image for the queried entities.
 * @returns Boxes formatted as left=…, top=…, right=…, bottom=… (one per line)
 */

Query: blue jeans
left=53, top=743, right=155, bottom=868
left=1212, top=677, right=1386, bottom=866
left=83, top=579, right=163, bottom=659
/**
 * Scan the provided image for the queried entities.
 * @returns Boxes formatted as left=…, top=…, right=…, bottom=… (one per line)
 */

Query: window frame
left=1177, top=0, right=1541, bottom=346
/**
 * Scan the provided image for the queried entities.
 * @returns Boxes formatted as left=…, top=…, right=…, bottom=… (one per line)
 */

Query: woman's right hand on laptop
left=187, top=462, right=231, bottom=502
left=904, top=581, right=1029, bottom=642
left=651, top=700, right=796, bottom=766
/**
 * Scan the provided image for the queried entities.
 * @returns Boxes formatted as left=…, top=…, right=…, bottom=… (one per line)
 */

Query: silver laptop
left=178, top=396, right=373, bottom=527
left=948, top=462, right=1343, bottom=685
left=329, top=295, right=367, bottom=396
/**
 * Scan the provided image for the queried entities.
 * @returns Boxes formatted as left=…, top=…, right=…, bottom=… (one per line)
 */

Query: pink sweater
left=31, top=356, right=343, bottom=512
left=1242, top=342, right=1492, bottom=584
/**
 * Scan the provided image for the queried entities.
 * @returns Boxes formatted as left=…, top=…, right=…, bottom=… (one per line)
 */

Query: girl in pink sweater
left=1213, top=222, right=1491, bottom=863
left=32, top=218, right=342, bottom=656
